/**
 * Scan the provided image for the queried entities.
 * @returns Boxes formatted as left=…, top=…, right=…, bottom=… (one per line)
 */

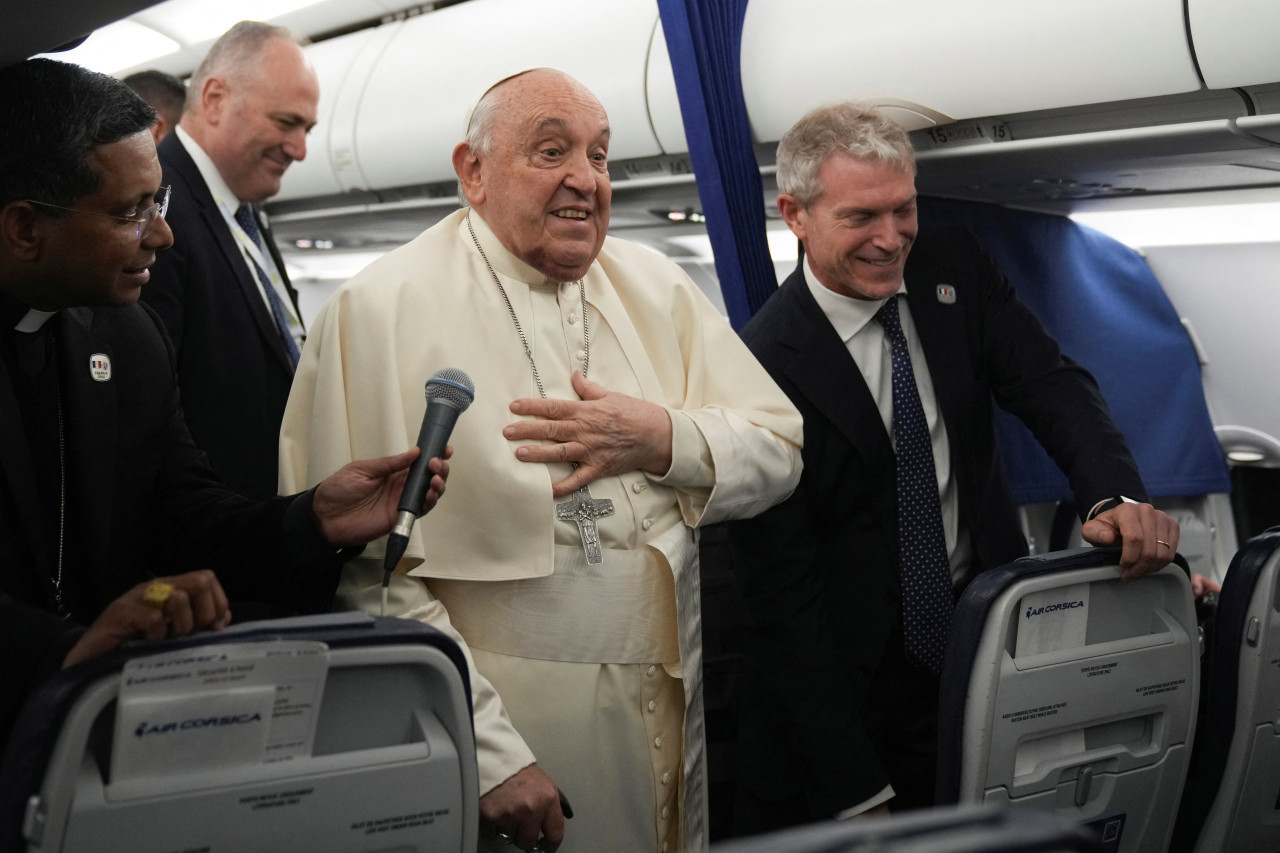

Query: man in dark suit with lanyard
left=143, top=21, right=317, bottom=499
left=729, top=102, right=1181, bottom=832
left=0, top=58, right=447, bottom=754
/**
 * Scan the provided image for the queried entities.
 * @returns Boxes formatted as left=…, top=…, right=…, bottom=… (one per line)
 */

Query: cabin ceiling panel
left=919, top=159, right=1280, bottom=211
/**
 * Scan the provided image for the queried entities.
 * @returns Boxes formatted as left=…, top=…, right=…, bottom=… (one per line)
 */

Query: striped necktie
left=234, top=204, right=300, bottom=370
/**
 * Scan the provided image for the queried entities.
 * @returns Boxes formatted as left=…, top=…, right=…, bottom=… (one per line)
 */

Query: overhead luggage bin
left=351, top=0, right=666, bottom=193
left=0, top=613, right=476, bottom=853
left=937, top=548, right=1198, bottom=853
left=279, top=23, right=396, bottom=200
left=1188, top=0, right=1280, bottom=89
left=1173, top=527, right=1280, bottom=853
left=740, top=0, right=1201, bottom=142
left=273, top=0, right=679, bottom=203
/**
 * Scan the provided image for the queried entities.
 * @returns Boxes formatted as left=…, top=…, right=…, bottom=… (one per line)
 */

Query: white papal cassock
left=279, top=209, right=803, bottom=852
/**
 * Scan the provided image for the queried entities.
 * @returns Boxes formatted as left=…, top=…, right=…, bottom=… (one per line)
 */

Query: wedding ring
left=142, top=581, right=174, bottom=610
left=496, top=831, right=515, bottom=845
left=1156, top=540, right=1170, bottom=548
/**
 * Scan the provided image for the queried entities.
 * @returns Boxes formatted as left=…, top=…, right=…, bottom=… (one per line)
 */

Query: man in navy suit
left=729, top=103, right=1181, bottom=832
left=0, top=58, right=446, bottom=753
left=143, top=21, right=318, bottom=499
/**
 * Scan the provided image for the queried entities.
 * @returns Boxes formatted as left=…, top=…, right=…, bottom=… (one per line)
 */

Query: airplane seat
left=1170, top=526, right=1280, bottom=853
left=937, top=548, right=1198, bottom=853
left=0, top=612, right=477, bottom=853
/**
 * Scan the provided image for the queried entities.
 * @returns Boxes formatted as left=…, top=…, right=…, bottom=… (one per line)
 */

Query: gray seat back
left=938, top=548, right=1198, bottom=853
left=2, top=613, right=477, bottom=853
left=1178, top=527, right=1280, bottom=853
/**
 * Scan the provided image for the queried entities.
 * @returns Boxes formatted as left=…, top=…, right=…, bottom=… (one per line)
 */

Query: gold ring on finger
left=142, top=581, right=174, bottom=610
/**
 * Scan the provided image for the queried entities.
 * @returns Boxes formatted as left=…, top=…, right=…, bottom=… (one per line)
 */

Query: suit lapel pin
left=89, top=353, right=112, bottom=382
left=936, top=284, right=956, bottom=304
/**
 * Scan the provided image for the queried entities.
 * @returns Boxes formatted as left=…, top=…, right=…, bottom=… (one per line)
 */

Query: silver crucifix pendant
left=556, top=484, right=615, bottom=564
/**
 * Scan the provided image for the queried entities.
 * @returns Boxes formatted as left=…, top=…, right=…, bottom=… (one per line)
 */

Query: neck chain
left=54, top=377, right=66, bottom=617
left=465, top=212, right=615, bottom=565
left=466, top=212, right=590, bottom=396
left=50, top=332, right=67, bottom=617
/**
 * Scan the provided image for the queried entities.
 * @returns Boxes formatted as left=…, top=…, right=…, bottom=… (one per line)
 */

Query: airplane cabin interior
left=3, top=0, right=1280, bottom=851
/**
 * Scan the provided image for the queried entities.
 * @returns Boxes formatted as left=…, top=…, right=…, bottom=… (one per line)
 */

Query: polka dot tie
left=235, top=204, right=301, bottom=371
left=874, top=295, right=953, bottom=673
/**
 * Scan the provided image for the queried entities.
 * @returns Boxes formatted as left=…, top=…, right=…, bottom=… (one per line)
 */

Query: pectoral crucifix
left=556, top=484, right=615, bottom=565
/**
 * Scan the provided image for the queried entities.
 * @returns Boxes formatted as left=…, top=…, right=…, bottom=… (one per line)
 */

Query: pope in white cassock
left=278, top=68, right=803, bottom=853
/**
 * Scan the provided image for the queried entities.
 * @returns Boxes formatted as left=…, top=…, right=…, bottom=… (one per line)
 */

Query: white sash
left=431, top=544, right=679, bottom=664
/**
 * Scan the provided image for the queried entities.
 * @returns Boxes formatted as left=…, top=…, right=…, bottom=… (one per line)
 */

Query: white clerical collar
left=14, top=308, right=55, bottom=333
left=803, top=255, right=905, bottom=343
left=175, top=125, right=246, bottom=210
left=464, top=209, right=567, bottom=286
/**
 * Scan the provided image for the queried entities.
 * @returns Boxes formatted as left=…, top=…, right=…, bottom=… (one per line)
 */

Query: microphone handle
left=384, top=401, right=460, bottom=585
left=397, top=403, right=461, bottom=516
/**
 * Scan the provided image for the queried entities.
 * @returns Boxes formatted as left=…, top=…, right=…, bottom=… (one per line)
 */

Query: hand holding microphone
left=383, top=368, right=475, bottom=587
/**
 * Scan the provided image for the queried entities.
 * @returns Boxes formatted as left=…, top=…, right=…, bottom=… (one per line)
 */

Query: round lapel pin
left=89, top=353, right=112, bottom=382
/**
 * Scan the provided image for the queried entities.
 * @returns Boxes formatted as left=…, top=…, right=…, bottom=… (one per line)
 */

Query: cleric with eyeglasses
left=0, top=58, right=450, bottom=758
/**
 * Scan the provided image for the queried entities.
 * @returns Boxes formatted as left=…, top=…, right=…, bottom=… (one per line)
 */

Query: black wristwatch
left=1086, top=495, right=1138, bottom=521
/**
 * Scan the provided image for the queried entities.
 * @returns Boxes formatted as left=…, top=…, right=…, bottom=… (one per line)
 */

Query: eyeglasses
left=26, top=185, right=171, bottom=240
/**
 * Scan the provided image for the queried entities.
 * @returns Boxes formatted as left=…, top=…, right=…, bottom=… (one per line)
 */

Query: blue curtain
left=657, top=0, right=776, bottom=329
left=920, top=197, right=1230, bottom=501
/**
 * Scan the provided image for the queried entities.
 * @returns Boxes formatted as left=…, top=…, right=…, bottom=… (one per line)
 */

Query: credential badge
left=89, top=353, right=112, bottom=382
left=936, top=284, right=956, bottom=304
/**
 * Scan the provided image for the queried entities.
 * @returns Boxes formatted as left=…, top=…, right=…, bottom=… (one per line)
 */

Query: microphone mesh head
left=425, top=367, right=475, bottom=410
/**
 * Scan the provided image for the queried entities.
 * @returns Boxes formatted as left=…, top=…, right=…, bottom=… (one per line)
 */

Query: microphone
left=382, top=368, right=475, bottom=588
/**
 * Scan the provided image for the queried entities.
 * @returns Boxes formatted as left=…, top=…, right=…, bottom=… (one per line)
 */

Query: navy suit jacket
left=728, top=228, right=1146, bottom=818
left=143, top=133, right=300, bottom=500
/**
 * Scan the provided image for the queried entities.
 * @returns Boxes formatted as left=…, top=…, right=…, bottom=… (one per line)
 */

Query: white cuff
left=834, top=784, right=895, bottom=820
left=1086, top=495, right=1139, bottom=521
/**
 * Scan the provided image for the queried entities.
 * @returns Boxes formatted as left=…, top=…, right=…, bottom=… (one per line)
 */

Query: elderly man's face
left=209, top=37, right=318, bottom=203
left=469, top=72, right=612, bottom=282
left=36, top=131, right=173, bottom=309
left=779, top=153, right=918, bottom=301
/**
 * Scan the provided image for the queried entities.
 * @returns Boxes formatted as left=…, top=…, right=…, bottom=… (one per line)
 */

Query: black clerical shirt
left=0, top=292, right=95, bottom=618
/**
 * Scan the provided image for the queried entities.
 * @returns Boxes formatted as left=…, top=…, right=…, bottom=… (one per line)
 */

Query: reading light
left=656, top=208, right=706, bottom=224
left=1215, top=425, right=1280, bottom=468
